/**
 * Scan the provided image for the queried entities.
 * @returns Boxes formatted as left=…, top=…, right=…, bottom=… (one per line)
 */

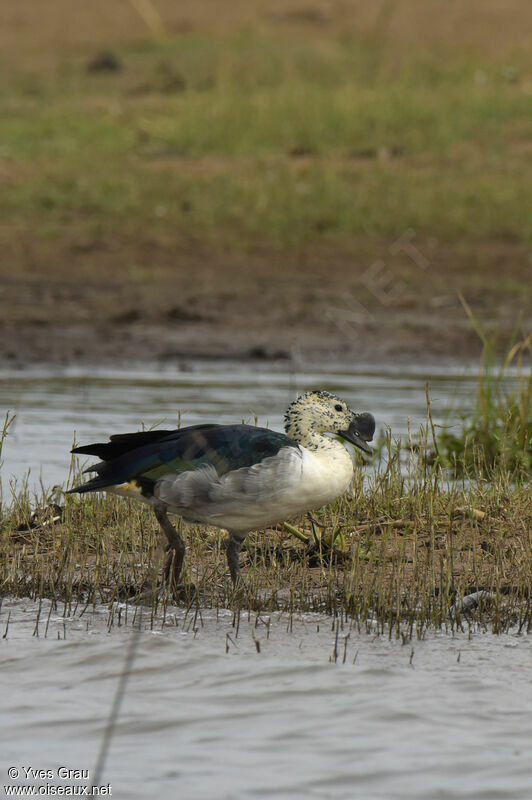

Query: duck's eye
left=334, top=404, right=343, bottom=412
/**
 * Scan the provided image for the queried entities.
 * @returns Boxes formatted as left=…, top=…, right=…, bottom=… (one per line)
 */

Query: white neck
left=297, top=434, right=355, bottom=502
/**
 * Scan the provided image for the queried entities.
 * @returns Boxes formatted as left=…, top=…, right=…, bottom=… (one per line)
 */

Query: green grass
left=436, top=310, right=532, bottom=475
left=1, top=31, right=532, bottom=245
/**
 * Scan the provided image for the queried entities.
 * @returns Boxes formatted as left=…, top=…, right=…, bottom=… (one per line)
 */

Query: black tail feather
left=71, top=425, right=219, bottom=461
left=67, top=476, right=112, bottom=494
left=68, top=474, right=156, bottom=495
left=71, top=429, right=177, bottom=461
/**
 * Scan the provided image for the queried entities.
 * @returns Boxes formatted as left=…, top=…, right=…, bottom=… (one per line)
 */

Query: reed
left=437, top=303, right=531, bottom=477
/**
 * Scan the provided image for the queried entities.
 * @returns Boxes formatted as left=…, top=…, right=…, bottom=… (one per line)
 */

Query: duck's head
left=284, top=390, right=375, bottom=454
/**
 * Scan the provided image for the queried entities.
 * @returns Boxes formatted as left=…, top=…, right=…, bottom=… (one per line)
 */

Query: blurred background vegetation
left=0, top=0, right=530, bottom=363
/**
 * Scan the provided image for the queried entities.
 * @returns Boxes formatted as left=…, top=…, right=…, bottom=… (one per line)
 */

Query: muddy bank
left=2, top=233, right=530, bottom=367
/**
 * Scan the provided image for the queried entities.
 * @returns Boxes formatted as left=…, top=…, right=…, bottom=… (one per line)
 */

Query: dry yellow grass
left=2, top=455, right=530, bottom=638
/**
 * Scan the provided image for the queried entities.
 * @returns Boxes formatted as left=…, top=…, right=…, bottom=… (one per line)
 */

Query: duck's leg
left=153, top=500, right=186, bottom=590
left=226, top=533, right=246, bottom=587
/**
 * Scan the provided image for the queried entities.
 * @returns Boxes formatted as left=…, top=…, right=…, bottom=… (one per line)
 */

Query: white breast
left=156, top=442, right=354, bottom=533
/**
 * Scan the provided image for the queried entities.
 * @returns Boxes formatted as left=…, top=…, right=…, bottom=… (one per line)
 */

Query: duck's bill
left=339, top=413, right=376, bottom=455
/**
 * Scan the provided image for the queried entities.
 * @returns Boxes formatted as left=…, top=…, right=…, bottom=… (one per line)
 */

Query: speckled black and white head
left=284, top=390, right=375, bottom=453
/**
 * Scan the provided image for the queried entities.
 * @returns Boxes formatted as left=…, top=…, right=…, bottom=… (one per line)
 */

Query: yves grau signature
left=4, top=766, right=112, bottom=796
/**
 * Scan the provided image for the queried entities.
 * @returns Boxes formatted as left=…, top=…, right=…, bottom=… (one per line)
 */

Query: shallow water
left=1, top=598, right=531, bottom=800
left=0, top=357, right=491, bottom=493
